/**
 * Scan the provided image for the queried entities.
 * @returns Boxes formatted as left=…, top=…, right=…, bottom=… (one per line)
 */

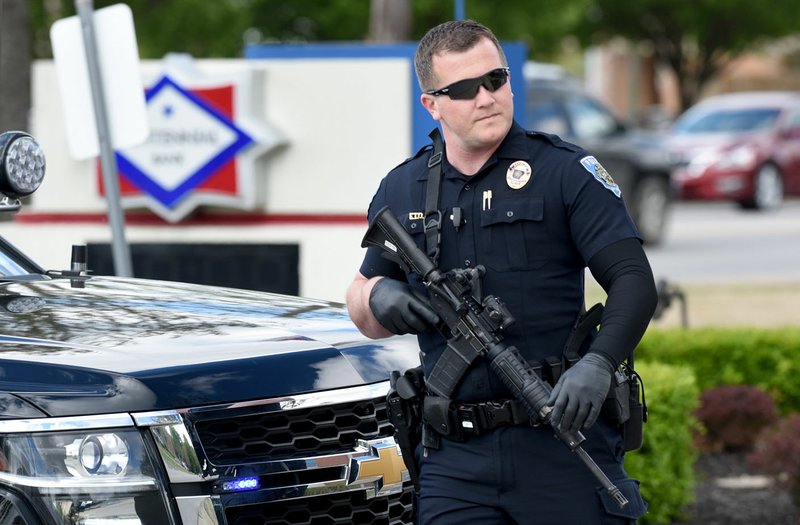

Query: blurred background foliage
left=24, top=0, right=799, bottom=61
left=2, top=0, right=800, bottom=130
left=25, top=0, right=578, bottom=58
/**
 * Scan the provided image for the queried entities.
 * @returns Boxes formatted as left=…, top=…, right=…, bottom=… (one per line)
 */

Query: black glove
left=547, top=352, right=614, bottom=433
left=369, top=278, right=439, bottom=335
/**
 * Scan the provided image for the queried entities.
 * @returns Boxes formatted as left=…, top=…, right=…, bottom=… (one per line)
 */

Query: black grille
left=195, top=397, right=395, bottom=464
left=225, top=484, right=414, bottom=525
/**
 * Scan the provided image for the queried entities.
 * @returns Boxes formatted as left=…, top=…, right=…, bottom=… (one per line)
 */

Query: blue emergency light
left=221, top=476, right=260, bottom=492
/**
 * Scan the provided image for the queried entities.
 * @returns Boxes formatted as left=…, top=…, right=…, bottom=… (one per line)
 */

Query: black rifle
left=362, top=205, right=629, bottom=509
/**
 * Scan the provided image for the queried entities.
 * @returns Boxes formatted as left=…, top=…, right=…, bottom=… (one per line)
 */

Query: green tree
left=28, top=1, right=579, bottom=60
left=457, top=0, right=586, bottom=59
left=24, top=1, right=799, bottom=112
left=576, top=0, right=799, bottom=109
left=245, top=0, right=371, bottom=43
left=29, top=0, right=254, bottom=58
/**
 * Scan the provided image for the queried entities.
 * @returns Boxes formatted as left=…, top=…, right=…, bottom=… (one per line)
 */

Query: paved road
left=643, top=198, right=800, bottom=284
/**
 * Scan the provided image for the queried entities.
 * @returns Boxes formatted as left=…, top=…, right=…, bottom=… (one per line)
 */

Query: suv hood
left=0, top=277, right=418, bottom=417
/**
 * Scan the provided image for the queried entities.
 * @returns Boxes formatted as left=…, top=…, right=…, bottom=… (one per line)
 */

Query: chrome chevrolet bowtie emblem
left=348, top=439, right=408, bottom=498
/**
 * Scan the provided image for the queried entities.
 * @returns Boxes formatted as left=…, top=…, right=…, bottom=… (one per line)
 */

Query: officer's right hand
left=369, top=278, right=439, bottom=335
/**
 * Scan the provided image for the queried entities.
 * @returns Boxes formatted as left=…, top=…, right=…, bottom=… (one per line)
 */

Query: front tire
left=631, top=175, right=671, bottom=245
left=740, top=164, right=783, bottom=211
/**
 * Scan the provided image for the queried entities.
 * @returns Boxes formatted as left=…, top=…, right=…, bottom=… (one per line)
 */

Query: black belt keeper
left=543, top=356, right=563, bottom=384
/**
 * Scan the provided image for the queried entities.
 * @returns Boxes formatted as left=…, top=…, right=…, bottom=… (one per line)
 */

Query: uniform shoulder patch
left=580, top=155, right=621, bottom=198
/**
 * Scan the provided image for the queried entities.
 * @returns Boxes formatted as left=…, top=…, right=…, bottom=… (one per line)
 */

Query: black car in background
left=524, top=62, right=675, bottom=245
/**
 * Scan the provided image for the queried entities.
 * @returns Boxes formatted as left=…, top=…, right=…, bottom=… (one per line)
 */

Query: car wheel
left=631, top=175, right=670, bottom=245
left=740, top=164, right=783, bottom=211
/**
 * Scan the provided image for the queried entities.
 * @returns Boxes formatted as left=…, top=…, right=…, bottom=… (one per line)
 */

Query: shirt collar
left=415, top=120, right=528, bottom=182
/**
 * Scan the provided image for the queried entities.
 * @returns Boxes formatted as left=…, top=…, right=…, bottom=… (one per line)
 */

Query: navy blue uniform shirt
left=360, top=121, right=639, bottom=402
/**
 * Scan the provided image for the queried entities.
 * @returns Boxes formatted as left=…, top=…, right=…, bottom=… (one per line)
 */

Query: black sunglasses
left=425, top=67, right=510, bottom=100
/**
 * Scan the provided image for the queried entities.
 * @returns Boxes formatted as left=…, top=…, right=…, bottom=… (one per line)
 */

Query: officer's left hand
left=547, top=353, right=614, bottom=433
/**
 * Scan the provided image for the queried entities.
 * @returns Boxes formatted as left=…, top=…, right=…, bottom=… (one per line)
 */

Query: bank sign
left=109, top=60, right=283, bottom=222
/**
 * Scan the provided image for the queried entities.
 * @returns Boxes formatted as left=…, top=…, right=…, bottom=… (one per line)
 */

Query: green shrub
left=694, top=385, right=778, bottom=452
left=635, top=328, right=800, bottom=412
left=624, top=361, right=700, bottom=525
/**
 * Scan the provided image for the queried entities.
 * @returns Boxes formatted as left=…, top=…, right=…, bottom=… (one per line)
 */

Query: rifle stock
left=362, top=206, right=439, bottom=284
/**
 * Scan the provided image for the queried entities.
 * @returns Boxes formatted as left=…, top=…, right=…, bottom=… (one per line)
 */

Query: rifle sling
left=424, top=128, right=444, bottom=266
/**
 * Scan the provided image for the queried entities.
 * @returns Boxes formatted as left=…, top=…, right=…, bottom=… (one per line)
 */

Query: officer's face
left=422, top=38, right=514, bottom=156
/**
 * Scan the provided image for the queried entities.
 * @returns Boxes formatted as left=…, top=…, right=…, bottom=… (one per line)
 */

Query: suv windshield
left=526, top=87, right=620, bottom=140
left=0, top=253, right=27, bottom=276
left=563, top=95, right=618, bottom=139
left=0, top=239, right=38, bottom=277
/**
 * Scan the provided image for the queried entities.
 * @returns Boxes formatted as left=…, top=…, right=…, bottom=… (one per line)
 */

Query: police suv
left=0, top=131, right=418, bottom=524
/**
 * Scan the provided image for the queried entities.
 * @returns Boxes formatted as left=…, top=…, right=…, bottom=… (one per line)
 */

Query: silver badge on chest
left=506, top=160, right=532, bottom=189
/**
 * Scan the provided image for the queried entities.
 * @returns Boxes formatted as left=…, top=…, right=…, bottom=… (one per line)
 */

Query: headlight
left=0, top=131, right=46, bottom=197
left=686, top=148, right=722, bottom=176
left=65, top=433, right=131, bottom=476
left=0, top=426, right=170, bottom=524
left=714, top=144, right=758, bottom=171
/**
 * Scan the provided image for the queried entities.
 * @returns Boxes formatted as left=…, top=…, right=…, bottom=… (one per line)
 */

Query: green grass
left=586, top=279, right=800, bottom=329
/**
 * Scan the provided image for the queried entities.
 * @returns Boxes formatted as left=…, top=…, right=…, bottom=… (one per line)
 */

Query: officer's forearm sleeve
left=587, top=237, right=658, bottom=368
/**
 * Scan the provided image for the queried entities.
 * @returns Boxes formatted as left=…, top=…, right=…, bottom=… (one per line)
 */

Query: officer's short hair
left=414, top=20, right=508, bottom=92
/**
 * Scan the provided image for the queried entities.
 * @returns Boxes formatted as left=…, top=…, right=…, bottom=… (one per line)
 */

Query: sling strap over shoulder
left=424, top=127, right=444, bottom=266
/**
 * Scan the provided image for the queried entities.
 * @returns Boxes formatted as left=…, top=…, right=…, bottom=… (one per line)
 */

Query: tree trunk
left=0, top=0, right=32, bottom=131
left=368, top=0, right=411, bottom=42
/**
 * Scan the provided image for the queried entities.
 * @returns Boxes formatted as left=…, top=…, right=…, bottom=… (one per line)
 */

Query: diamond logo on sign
left=110, top=57, right=284, bottom=222
left=120, top=75, right=252, bottom=201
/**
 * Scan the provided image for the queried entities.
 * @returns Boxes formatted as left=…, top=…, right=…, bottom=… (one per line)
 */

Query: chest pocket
left=399, top=213, right=426, bottom=245
left=396, top=213, right=429, bottom=287
left=479, top=195, right=548, bottom=271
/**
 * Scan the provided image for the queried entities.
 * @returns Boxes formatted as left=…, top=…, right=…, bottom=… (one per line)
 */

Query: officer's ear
left=420, top=93, right=442, bottom=122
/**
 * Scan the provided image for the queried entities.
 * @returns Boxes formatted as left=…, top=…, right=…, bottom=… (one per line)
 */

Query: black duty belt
left=425, top=398, right=532, bottom=440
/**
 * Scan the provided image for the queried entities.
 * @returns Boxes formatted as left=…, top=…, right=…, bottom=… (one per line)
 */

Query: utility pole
left=74, top=0, right=133, bottom=277
left=0, top=0, right=32, bottom=131
left=368, top=0, right=411, bottom=42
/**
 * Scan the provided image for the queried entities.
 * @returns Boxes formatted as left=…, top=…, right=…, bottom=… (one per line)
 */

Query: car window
left=0, top=250, right=28, bottom=277
left=0, top=238, right=39, bottom=277
left=787, top=109, right=800, bottom=131
left=674, top=107, right=781, bottom=134
left=527, top=97, right=568, bottom=136
left=563, top=95, right=618, bottom=139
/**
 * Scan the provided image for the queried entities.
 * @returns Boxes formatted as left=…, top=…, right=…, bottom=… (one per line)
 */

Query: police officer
left=347, top=19, right=658, bottom=524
